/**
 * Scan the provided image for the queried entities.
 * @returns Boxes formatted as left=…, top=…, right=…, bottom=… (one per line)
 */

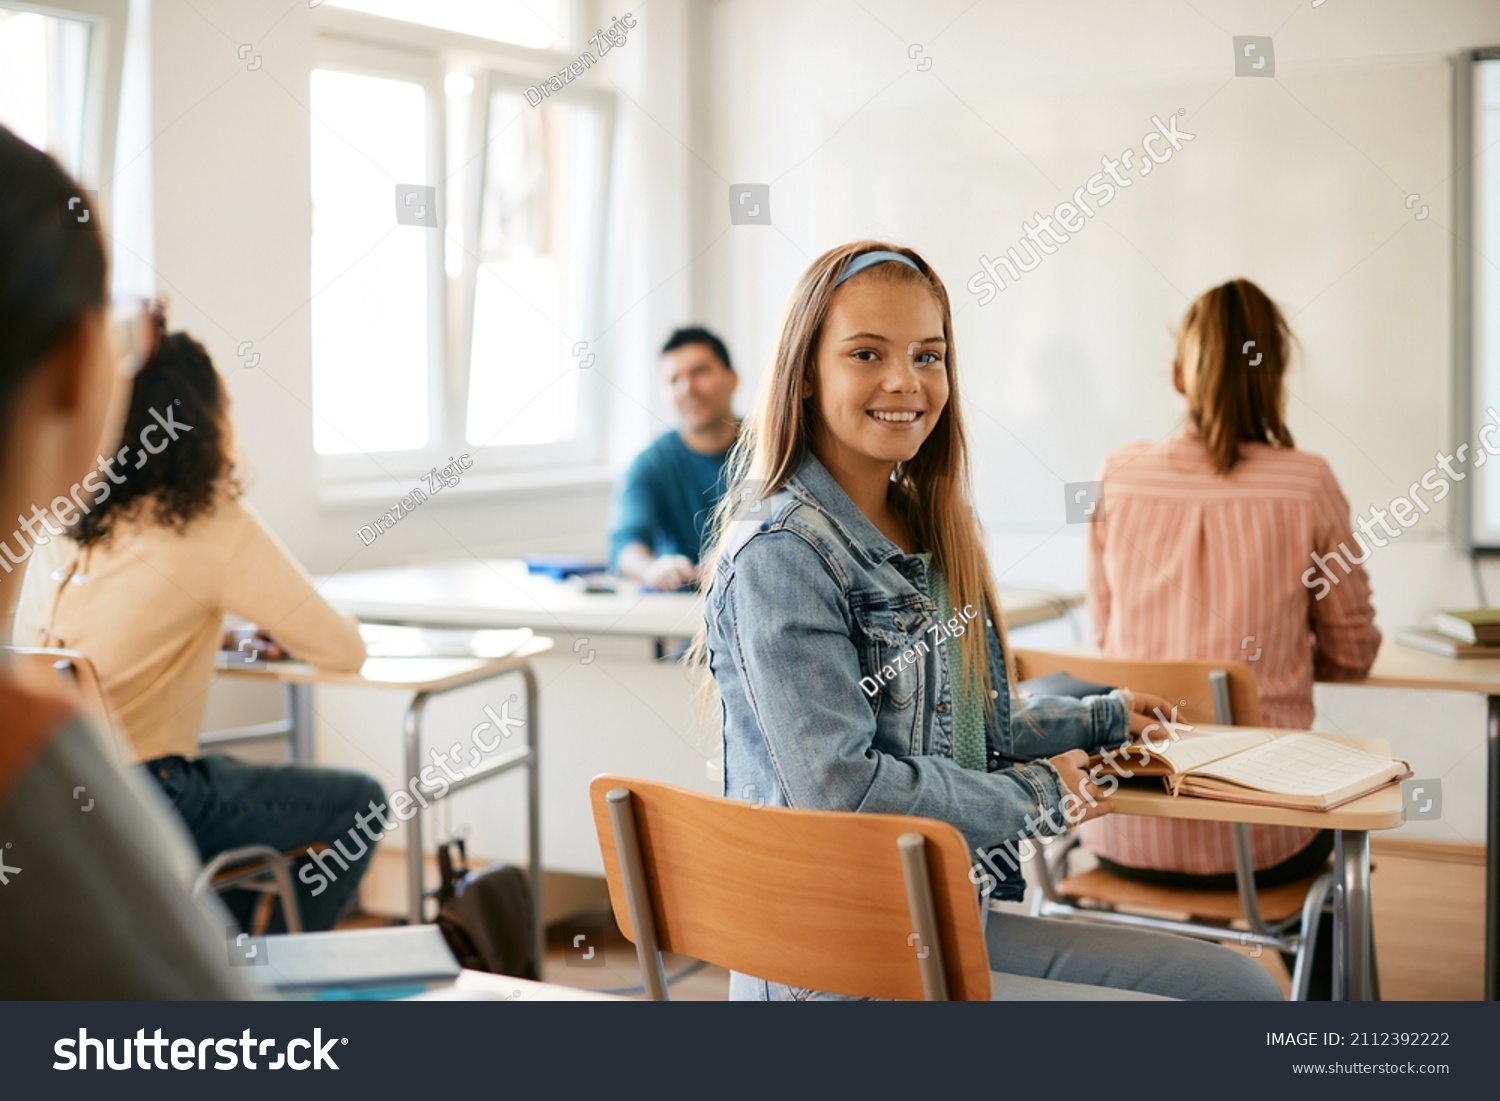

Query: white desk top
left=216, top=636, right=554, bottom=692
left=316, top=557, right=1079, bottom=637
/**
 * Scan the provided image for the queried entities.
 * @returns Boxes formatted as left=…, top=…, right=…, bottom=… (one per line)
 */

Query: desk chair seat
left=1012, top=650, right=1360, bottom=1001
left=1055, top=864, right=1323, bottom=924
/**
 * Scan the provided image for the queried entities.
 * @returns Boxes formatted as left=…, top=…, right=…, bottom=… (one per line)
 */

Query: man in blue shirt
left=610, top=327, right=739, bottom=590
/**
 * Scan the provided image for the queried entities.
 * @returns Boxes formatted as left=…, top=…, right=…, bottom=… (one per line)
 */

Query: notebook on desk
left=1396, top=627, right=1499, bottom=659
left=261, top=925, right=461, bottom=998
left=1093, top=727, right=1410, bottom=810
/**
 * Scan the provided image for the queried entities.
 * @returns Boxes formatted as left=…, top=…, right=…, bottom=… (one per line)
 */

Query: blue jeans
left=729, top=911, right=1283, bottom=1000
left=147, top=754, right=385, bottom=933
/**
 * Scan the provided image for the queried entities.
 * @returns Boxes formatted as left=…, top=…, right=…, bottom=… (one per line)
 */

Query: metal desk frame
left=209, top=654, right=545, bottom=971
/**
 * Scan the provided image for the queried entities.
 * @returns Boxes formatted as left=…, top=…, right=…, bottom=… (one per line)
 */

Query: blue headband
left=834, top=249, right=924, bottom=287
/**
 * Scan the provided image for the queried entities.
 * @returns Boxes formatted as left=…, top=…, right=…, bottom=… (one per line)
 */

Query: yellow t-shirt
left=12, top=489, right=365, bottom=761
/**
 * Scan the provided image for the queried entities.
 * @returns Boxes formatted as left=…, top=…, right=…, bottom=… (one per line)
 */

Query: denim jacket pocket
left=852, top=606, right=923, bottom=711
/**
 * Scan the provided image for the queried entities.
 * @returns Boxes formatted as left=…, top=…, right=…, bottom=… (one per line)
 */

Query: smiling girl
left=698, top=242, right=1280, bottom=1001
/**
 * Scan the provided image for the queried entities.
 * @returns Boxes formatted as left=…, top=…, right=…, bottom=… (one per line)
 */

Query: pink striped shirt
left=1079, top=429, right=1381, bottom=875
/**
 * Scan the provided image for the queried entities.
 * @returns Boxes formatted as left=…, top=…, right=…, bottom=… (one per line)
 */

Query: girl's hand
left=1046, top=749, right=1113, bottom=824
left=1121, top=688, right=1178, bottom=737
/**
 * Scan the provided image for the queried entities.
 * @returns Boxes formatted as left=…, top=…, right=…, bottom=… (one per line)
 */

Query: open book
left=1094, top=727, right=1410, bottom=811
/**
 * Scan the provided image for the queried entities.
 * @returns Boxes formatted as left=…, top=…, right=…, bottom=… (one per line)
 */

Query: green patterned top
left=917, top=554, right=987, bottom=771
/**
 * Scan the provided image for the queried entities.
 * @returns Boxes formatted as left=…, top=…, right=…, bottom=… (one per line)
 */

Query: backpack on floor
left=432, top=838, right=539, bottom=980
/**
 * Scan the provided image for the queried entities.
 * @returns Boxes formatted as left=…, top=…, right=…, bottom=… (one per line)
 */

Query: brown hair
left=1175, top=278, right=1295, bottom=474
left=692, top=240, right=1011, bottom=716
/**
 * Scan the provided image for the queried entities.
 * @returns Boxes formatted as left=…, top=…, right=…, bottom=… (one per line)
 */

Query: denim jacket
left=705, top=452, right=1129, bottom=999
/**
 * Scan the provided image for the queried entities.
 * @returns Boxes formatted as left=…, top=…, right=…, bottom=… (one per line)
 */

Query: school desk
left=211, top=636, right=552, bottom=969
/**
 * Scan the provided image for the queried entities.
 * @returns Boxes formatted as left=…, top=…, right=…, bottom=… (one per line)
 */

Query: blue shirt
left=608, top=430, right=733, bottom=567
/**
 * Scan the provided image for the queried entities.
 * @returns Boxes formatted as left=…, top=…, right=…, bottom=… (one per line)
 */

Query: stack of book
left=1397, top=609, right=1500, bottom=658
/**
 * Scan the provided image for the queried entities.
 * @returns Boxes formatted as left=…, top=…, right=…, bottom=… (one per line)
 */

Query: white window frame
left=310, top=3, right=614, bottom=495
left=1458, top=48, right=1500, bottom=550
left=1, top=0, right=129, bottom=206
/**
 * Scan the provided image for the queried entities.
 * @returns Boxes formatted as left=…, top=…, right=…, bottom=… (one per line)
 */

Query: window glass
left=465, top=91, right=599, bottom=447
left=310, top=68, right=431, bottom=454
left=0, top=9, right=92, bottom=177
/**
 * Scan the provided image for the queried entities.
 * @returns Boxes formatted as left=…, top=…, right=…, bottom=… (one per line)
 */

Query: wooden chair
left=1012, top=649, right=1340, bottom=1000
left=588, top=774, right=992, bottom=1000
left=5, top=645, right=310, bottom=934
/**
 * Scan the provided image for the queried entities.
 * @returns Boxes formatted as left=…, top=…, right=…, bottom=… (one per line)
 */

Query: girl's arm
left=709, top=529, right=1075, bottom=854
left=219, top=500, right=366, bottom=673
left=1010, top=689, right=1132, bottom=758
left=1308, top=465, right=1381, bottom=680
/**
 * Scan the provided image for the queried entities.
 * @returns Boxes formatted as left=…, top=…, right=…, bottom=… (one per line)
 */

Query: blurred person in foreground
left=0, top=124, right=258, bottom=997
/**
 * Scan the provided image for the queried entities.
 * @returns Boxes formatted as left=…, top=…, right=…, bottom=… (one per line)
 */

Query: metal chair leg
left=194, top=843, right=304, bottom=933
left=898, top=833, right=949, bottom=1000
left=1022, top=833, right=1080, bottom=915
left=607, top=787, right=669, bottom=1001
left=1289, top=871, right=1332, bottom=1002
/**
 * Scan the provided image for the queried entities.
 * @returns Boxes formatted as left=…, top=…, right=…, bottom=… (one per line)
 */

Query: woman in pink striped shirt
left=1083, top=279, right=1381, bottom=986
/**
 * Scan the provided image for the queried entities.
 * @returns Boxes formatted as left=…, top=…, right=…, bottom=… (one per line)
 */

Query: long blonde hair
left=691, top=240, right=1013, bottom=717
left=1176, top=278, right=1295, bottom=474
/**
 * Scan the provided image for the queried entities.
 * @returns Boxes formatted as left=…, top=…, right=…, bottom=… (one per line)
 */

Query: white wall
left=701, top=0, right=1500, bottom=613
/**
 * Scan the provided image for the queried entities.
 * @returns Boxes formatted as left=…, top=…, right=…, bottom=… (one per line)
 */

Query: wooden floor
left=348, top=843, right=1486, bottom=1000
left=1351, top=846, right=1484, bottom=1001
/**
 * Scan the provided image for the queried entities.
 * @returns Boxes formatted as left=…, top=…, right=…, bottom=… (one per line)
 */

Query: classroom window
left=465, top=90, right=600, bottom=448
left=310, top=69, right=433, bottom=455
left=0, top=7, right=94, bottom=179
left=310, top=14, right=612, bottom=478
left=0, top=0, right=133, bottom=298
left=321, top=0, right=567, bottom=50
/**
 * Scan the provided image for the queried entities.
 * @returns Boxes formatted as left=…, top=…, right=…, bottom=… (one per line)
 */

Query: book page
left=1190, top=734, right=1397, bottom=796
left=1129, top=729, right=1272, bottom=775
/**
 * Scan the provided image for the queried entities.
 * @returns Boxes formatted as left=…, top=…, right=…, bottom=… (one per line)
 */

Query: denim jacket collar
left=784, top=449, right=908, bottom=570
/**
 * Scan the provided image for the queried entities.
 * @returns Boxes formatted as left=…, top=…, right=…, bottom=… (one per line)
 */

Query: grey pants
left=984, top=910, right=1284, bottom=1001
left=728, top=911, right=1284, bottom=1000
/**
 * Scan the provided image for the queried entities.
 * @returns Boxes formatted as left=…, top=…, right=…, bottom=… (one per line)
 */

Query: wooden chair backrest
left=1013, top=649, right=1263, bottom=727
left=589, top=775, right=993, bottom=1000
left=4, top=647, right=115, bottom=732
